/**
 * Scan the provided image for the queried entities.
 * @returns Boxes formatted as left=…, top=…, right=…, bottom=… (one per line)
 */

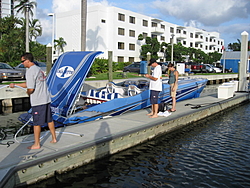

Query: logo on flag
left=56, top=66, right=74, bottom=78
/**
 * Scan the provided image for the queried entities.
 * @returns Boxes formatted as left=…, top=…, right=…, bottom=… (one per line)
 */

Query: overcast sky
left=36, top=0, right=250, bottom=48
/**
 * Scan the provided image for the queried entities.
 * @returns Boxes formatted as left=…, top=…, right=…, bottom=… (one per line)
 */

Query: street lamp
left=25, top=3, right=31, bottom=52
left=171, top=34, right=175, bottom=66
left=48, top=13, right=55, bottom=62
left=147, top=52, right=151, bottom=74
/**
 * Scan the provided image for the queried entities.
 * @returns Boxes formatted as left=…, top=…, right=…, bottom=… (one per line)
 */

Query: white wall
left=55, top=4, right=224, bottom=62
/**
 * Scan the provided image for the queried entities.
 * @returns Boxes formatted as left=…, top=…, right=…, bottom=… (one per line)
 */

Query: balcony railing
left=151, top=27, right=164, bottom=34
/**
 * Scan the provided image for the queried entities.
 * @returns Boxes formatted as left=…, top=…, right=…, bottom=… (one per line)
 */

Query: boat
left=18, top=51, right=208, bottom=127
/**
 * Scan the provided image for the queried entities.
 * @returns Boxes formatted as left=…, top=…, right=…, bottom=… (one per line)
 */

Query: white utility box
left=222, top=82, right=237, bottom=92
left=176, top=62, right=185, bottom=74
left=218, top=84, right=234, bottom=99
left=229, top=80, right=238, bottom=91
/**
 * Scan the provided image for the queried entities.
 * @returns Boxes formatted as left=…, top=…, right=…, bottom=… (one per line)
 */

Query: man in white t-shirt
left=145, top=58, right=162, bottom=118
left=9, top=53, right=57, bottom=149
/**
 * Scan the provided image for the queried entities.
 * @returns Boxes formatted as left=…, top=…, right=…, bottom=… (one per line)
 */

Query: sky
left=36, top=0, right=250, bottom=48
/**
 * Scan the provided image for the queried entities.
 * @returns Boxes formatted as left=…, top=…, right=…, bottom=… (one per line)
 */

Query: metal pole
left=25, top=4, right=30, bottom=52
left=48, top=13, right=55, bottom=63
left=171, top=34, right=175, bottom=66
left=238, top=31, right=249, bottom=91
left=81, top=0, right=87, bottom=51
left=46, top=43, right=52, bottom=76
left=223, top=49, right=226, bottom=73
left=108, top=51, right=113, bottom=82
left=147, top=52, right=151, bottom=74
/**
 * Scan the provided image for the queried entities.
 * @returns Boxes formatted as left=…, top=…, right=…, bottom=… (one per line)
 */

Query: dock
left=0, top=90, right=249, bottom=187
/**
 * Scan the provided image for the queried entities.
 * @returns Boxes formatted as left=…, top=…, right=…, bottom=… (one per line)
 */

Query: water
left=21, top=102, right=250, bottom=188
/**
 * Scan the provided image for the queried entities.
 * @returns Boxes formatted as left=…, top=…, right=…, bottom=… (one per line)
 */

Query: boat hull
left=63, top=78, right=208, bottom=125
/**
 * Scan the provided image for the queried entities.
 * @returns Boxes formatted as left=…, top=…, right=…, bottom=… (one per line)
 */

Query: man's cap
left=148, top=58, right=156, bottom=66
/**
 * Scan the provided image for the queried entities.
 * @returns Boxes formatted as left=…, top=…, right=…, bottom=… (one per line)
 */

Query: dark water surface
left=22, top=102, right=250, bottom=188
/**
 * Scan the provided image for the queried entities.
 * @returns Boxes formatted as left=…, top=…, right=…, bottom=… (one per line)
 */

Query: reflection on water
left=25, top=102, right=250, bottom=188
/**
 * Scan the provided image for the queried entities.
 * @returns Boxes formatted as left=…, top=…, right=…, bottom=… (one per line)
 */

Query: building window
left=195, top=43, right=198, bottom=47
left=118, top=13, right=125, bottom=21
left=206, top=37, right=208, bottom=42
left=170, top=27, right=174, bottom=33
left=143, top=20, right=148, bottom=27
left=190, top=33, right=193, bottom=38
left=118, top=42, right=125, bottom=49
left=177, top=29, right=181, bottom=33
left=190, top=42, right=193, bottom=47
left=118, top=28, right=125, bottom=36
left=195, top=34, right=198, bottom=38
left=118, top=56, right=124, bottom=62
left=183, top=41, right=186, bottom=45
left=129, top=30, right=135, bottom=37
left=143, top=32, right=147, bottom=38
left=152, top=22, right=157, bottom=27
left=183, top=31, right=186, bottom=34
left=151, top=34, right=157, bottom=38
left=205, top=46, right=208, bottom=50
left=129, top=16, right=135, bottom=24
left=160, top=36, right=165, bottom=41
left=129, top=57, right=134, bottom=62
left=161, top=24, right=165, bottom=29
left=200, top=44, right=203, bottom=48
left=129, top=43, right=135, bottom=51
left=101, top=19, right=106, bottom=23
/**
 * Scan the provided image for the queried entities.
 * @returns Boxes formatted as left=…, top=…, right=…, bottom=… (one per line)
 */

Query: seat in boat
left=128, top=85, right=142, bottom=96
left=106, top=82, right=125, bottom=95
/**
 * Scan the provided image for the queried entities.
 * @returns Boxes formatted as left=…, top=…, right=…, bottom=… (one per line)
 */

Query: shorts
left=150, top=90, right=160, bottom=104
left=170, top=84, right=178, bottom=97
left=32, top=103, right=53, bottom=126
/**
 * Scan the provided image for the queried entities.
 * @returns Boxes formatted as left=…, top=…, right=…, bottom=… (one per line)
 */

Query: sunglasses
left=21, top=60, right=26, bottom=63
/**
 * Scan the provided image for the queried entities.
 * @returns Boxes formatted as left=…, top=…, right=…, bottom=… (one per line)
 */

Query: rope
left=14, top=117, right=84, bottom=144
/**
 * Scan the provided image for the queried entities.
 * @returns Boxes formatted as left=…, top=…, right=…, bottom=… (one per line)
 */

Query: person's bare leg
left=28, top=125, right=41, bottom=149
left=147, top=105, right=154, bottom=116
left=48, top=121, right=57, bottom=143
left=150, top=104, right=159, bottom=118
left=171, top=97, right=176, bottom=111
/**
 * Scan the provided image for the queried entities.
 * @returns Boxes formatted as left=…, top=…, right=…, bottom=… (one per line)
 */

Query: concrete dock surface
left=0, top=91, right=249, bottom=187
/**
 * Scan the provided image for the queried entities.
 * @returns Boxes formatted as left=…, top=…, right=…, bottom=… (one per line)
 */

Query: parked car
left=123, top=63, right=140, bottom=73
left=185, top=62, right=206, bottom=73
left=204, top=64, right=222, bottom=73
left=15, top=61, right=47, bottom=76
left=0, top=62, right=25, bottom=83
left=204, top=65, right=216, bottom=73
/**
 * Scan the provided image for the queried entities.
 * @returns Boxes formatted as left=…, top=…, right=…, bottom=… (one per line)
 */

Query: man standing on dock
left=9, top=53, right=57, bottom=149
left=145, top=58, right=162, bottom=118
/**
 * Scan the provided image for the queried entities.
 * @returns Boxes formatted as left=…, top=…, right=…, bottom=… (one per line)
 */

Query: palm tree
left=54, top=37, right=67, bottom=55
left=14, top=0, right=37, bottom=52
left=14, top=0, right=37, bottom=16
left=29, top=19, right=42, bottom=41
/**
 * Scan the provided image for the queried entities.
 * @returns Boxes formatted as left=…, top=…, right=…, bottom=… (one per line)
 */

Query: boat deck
left=0, top=92, right=249, bottom=187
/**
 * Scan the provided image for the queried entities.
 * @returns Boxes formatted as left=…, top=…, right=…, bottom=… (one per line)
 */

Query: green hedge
left=90, top=58, right=131, bottom=75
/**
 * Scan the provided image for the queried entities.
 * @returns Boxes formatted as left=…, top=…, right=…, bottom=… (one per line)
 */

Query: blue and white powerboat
left=19, top=51, right=208, bottom=127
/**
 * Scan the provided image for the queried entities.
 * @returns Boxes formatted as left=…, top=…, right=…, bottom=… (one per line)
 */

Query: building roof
left=221, top=51, right=250, bottom=59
